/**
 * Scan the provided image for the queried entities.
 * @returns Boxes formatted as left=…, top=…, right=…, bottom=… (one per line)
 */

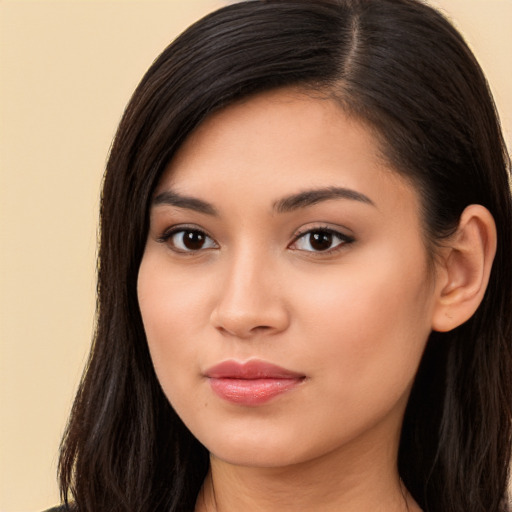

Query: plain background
left=1, top=1, right=510, bottom=510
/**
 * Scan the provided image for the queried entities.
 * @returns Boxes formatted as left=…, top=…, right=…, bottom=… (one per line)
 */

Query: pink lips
left=205, top=360, right=305, bottom=406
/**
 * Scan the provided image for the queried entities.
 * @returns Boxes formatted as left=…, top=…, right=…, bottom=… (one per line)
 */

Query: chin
left=195, top=426, right=310, bottom=468
left=209, top=443, right=306, bottom=469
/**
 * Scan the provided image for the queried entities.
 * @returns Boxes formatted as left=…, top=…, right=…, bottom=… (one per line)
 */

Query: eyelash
left=157, top=226, right=218, bottom=253
left=289, top=226, right=355, bottom=254
left=157, top=226, right=355, bottom=255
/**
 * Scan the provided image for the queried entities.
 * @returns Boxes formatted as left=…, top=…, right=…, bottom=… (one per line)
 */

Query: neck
left=194, top=432, right=421, bottom=512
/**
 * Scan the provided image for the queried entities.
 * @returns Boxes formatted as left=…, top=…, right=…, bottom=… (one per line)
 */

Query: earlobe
left=431, top=205, right=497, bottom=333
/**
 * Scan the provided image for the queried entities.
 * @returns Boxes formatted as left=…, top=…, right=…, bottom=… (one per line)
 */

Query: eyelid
left=157, top=224, right=219, bottom=253
left=156, top=223, right=205, bottom=241
left=289, top=225, right=355, bottom=253
left=154, top=223, right=354, bottom=255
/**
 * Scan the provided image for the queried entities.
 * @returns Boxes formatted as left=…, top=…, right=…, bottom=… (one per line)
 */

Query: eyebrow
left=273, top=186, right=375, bottom=213
left=152, top=186, right=375, bottom=215
left=152, top=190, right=218, bottom=215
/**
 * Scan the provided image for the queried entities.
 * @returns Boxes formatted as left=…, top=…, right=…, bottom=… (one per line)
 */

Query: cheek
left=138, top=249, right=216, bottom=338
left=290, top=250, right=433, bottom=390
left=137, top=253, right=208, bottom=394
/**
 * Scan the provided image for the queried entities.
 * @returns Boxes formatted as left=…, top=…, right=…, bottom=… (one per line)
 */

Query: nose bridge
left=211, top=242, right=289, bottom=337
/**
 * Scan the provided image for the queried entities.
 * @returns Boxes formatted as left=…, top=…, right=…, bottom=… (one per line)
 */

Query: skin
left=137, top=88, right=447, bottom=511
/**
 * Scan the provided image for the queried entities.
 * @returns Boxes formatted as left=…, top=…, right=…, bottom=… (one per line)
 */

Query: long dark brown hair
left=58, top=1, right=512, bottom=511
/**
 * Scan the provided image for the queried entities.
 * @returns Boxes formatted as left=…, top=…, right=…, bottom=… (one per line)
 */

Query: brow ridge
left=273, top=186, right=374, bottom=213
left=152, top=190, right=218, bottom=215
left=152, top=186, right=374, bottom=216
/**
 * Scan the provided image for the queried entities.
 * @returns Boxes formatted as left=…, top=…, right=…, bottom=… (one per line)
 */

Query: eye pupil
left=310, top=232, right=333, bottom=251
left=183, top=231, right=205, bottom=250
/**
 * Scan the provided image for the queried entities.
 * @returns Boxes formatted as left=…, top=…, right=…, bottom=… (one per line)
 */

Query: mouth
left=204, top=359, right=306, bottom=406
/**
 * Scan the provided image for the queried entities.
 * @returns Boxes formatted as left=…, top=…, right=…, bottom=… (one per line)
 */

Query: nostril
left=251, top=325, right=273, bottom=332
left=214, top=322, right=273, bottom=339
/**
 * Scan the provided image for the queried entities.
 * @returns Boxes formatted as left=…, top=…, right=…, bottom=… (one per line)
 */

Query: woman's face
left=138, top=89, right=440, bottom=469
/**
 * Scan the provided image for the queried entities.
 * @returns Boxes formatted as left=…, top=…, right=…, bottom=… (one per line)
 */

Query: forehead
left=157, top=88, right=417, bottom=217
left=169, top=89, right=379, bottom=173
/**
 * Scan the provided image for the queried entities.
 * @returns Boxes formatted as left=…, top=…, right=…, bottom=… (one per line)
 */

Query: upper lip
left=204, top=359, right=304, bottom=379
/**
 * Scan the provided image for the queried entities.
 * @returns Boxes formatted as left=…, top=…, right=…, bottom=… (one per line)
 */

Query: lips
left=204, top=360, right=305, bottom=406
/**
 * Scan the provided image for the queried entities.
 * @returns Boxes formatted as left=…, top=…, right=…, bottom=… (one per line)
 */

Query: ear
left=431, top=204, right=497, bottom=332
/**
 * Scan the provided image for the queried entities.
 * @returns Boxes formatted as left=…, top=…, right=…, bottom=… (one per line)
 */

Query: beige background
left=1, top=1, right=510, bottom=511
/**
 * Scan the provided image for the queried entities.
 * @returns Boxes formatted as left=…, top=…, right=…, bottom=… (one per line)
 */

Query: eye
left=159, top=228, right=218, bottom=253
left=290, top=228, right=354, bottom=253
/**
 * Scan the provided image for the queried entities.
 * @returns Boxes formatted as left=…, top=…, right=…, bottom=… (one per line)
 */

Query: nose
left=210, top=250, right=290, bottom=339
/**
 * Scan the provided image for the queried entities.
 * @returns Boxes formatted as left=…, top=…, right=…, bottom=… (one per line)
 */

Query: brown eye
left=291, top=229, right=354, bottom=253
left=309, top=232, right=334, bottom=251
left=167, top=229, right=217, bottom=252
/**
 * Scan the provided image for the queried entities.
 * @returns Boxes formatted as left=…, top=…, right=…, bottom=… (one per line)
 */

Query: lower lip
left=209, top=377, right=303, bottom=405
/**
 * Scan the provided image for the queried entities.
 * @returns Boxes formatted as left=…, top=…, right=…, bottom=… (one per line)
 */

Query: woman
left=53, top=0, right=512, bottom=510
